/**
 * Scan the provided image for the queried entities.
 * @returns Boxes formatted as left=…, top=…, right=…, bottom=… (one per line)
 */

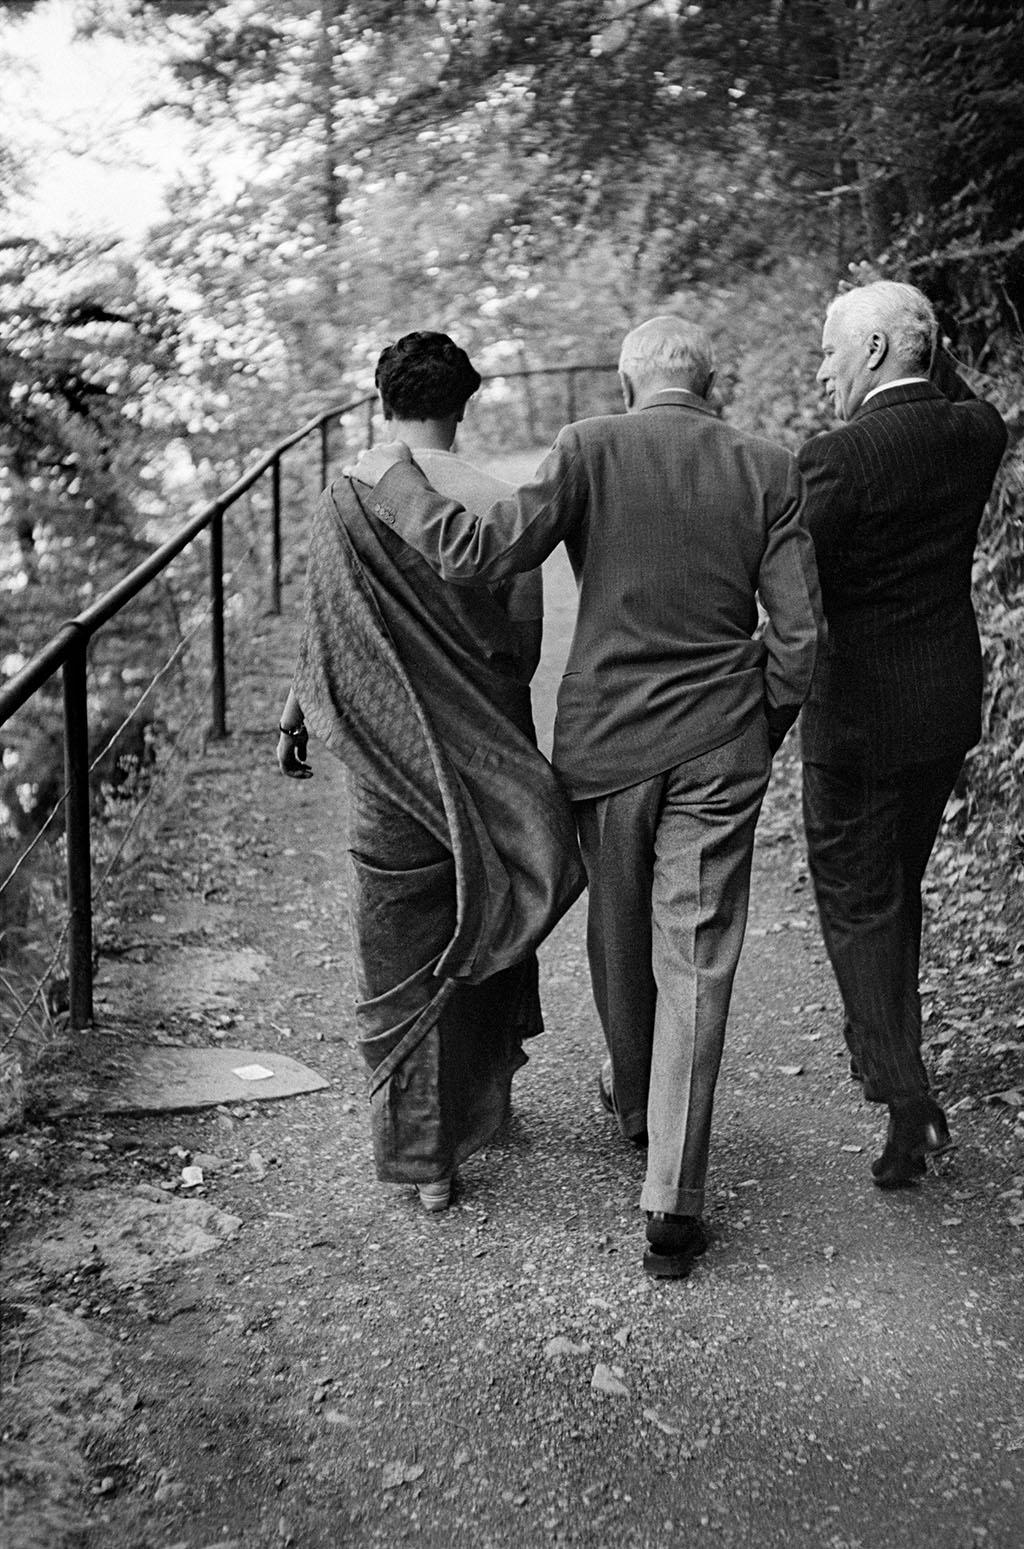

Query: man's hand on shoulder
left=347, top=441, right=413, bottom=486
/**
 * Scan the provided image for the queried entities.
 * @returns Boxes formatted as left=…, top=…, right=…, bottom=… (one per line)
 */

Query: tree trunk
left=318, top=0, right=339, bottom=233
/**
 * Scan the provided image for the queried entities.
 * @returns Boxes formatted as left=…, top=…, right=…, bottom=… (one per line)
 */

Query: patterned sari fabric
left=293, top=478, right=584, bottom=1182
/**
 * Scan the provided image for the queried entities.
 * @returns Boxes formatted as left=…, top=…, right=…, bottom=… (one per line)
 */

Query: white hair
left=826, top=281, right=937, bottom=373
left=618, top=315, right=715, bottom=389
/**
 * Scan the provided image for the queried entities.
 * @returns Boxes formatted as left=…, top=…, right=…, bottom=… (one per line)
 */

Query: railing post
left=210, top=504, right=228, bottom=739
left=365, top=397, right=375, bottom=448
left=566, top=368, right=578, bottom=426
left=270, top=454, right=282, bottom=617
left=63, top=632, right=93, bottom=1029
left=320, top=418, right=330, bottom=491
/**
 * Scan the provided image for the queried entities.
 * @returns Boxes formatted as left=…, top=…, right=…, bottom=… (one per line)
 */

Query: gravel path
left=3, top=458, right=1022, bottom=1549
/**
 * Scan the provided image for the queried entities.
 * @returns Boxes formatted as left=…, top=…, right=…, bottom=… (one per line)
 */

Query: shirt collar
left=638, top=388, right=717, bottom=416
left=862, top=375, right=930, bottom=405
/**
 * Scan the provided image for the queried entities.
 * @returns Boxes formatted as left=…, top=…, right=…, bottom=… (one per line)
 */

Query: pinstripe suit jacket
left=798, top=378, right=1007, bottom=768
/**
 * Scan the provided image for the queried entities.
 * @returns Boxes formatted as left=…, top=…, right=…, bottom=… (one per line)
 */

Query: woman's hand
left=277, top=725, right=312, bottom=779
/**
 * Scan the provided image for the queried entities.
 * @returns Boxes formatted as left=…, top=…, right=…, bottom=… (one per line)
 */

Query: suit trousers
left=801, top=753, right=965, bottom=1106
left=574, top=719, right=770, bottom=1217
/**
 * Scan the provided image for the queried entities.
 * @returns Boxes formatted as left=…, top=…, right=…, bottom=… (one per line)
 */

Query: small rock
left=180, top=1166, right=204, bottom=1188
left=544, top=1336, right=589, bottom=1359
left=382, top=1460, right=425, bottom=1489
left=591, top=1363, right=630, bottom=1397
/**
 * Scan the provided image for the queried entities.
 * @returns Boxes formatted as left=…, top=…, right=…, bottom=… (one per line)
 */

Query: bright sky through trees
left=1, top=0, right=184, bottom=241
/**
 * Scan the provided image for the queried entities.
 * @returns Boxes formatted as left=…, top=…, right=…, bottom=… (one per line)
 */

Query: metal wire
left=0, top=608, right=210, bottom=904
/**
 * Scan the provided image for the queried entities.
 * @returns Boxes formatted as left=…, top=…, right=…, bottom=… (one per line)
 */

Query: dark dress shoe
left=598, top=1064, right=648, bottom=1148
left=872, top=1096, right=951, bottom=1189
left=643, top=1214, right=708, bottom=1279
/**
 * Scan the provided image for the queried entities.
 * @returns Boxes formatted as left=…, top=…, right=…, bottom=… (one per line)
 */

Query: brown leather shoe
left=643, top=1214, right=708, bottom=1279
left=872, top=1096, right=951, bottom=1189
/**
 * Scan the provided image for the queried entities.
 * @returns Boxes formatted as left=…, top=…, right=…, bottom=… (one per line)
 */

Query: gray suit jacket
left=367, top=390, right=823, bottom=800
left=798, top=376, right=1007, bottom=768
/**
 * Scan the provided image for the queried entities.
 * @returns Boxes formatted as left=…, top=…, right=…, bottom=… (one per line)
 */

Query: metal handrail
left=0, top=362, right=619, bottom=1028
left=0, top=395, right=375, bottom=725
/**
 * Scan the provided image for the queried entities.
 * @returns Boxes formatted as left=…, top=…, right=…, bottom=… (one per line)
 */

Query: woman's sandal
left=416, top=1178, right=453, bottom=1212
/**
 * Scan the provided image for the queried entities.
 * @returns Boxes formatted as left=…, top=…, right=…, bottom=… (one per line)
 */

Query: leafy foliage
left=0, top=236, right=182, bottom=632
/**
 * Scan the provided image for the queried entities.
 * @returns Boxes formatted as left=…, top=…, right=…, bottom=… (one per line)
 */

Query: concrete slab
left=53, top=1042, right=329, bottom=1115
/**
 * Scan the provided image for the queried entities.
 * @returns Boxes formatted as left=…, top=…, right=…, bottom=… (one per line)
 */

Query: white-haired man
left=800, top=280, right=1007, bottom=1187
left=351, top=315, right=822, bottom=1277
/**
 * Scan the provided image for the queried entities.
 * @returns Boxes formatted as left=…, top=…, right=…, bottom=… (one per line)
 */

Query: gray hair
left=618, top=315, right=715, bottom=389
left=826, top=281, right=937, bottom=373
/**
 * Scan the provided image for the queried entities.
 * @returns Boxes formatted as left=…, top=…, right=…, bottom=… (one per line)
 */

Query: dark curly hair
left=374, top=331, right=482, bottom=421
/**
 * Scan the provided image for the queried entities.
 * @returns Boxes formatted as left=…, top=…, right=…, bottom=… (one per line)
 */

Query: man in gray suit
left=351, top=317, right=823, bottom=1277
left=799, top=281, right=1007, bottom=1188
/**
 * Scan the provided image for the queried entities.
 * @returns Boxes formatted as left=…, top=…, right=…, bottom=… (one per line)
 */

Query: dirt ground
left=3, top=469, right=1023, bottom=1549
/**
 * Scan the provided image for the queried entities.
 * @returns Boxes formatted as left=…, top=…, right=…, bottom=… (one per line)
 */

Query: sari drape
left=293, top=478, right=584, bottom=1179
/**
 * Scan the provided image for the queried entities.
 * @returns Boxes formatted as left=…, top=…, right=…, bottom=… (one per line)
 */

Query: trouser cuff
left=640, top=1181, right=704, bottom=1218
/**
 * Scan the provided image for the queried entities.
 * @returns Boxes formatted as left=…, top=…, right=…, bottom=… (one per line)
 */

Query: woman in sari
left=277, top=332, right=583, bottom=1210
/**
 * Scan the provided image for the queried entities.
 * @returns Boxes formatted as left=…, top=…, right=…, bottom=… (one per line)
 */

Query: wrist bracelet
left=279, top=723, right=305, bottom=738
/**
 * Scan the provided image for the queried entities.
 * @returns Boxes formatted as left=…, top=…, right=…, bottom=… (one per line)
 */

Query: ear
left=866, top=330, right=889, bottom=370
left=702, top=367, right=717, bottom=400
left=620, top=371, right=636, bottom=411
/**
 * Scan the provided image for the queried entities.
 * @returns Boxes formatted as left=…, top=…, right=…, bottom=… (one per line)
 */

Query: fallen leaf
left=643, top=1407, right=681, bottom=1436
left=985, top=1089, right=1023, bottom=1108
left=778, top=1065, right=804, bottom=1077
